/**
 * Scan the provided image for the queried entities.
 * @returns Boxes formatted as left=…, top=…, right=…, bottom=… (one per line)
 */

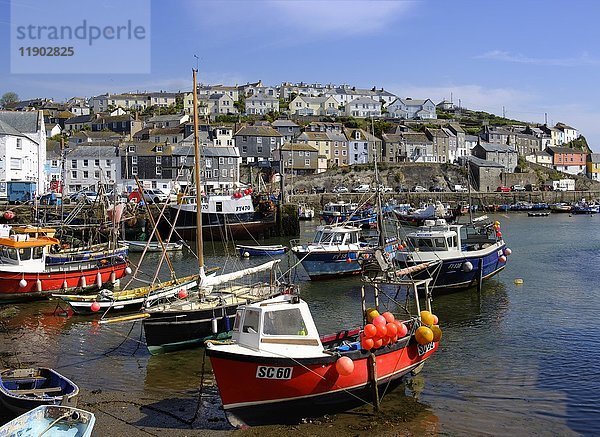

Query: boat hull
left=0, top=405, right=95, bottom=437
left=207, top=338, right=437, bottom=426
left=237, top=245, right=287, bottom=257
left=292, top=249, right=362, bottom=280
left=0, top=258, right=129, bottom=302
left=396, top=244, right=507, bottom=292
left=0, top=368, right=79, bottom=415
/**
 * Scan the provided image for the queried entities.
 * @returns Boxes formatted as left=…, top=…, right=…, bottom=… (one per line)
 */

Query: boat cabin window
left=332, top=233, right=344, bottom=245
left=447, top=235, right=458, bottom=248
left=242, top=309, right=260, bottom=334
left=313, top=231, right=323, bottom=243
left=18, top=247, right=32, bottom=261
left=320, top=232, right=333, bottom=244
left=263, top=309, right=307, bottom=336
left=433, top=237, right=447, bottom=249
left=33, top=246, right=44, bottom=259
left=232, top=309, right=243, bottom=332
left=6, top=248, right=17, bottom=260
left=216, top=201, right=223, bottom=212
left=347, top=232, right=358, bottom=244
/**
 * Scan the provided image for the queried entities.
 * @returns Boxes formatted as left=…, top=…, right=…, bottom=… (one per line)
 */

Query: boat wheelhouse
left=320, top=201, right=376, bottom=228
left=291, top=225, right=364, bottom=280
left=395, top=218, right=510, bottom=292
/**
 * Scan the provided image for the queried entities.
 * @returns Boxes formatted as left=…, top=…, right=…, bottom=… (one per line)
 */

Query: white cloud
left=477, top=50, right=600, bottom=67
left=269, top=0, right=414, bottom=36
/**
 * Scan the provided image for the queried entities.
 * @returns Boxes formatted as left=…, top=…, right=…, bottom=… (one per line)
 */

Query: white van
left=352, top=184, right=371, bottom=193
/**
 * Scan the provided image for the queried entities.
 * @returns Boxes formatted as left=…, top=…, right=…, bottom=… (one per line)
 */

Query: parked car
left=352, top=184, right=371, bottom=193
left=511, top=184, right=526, bottom=192
left=332, top=186, right=348, bottom=193
left=411, top=185, right=428, bottom=192
left=374, top=184, right=393, bottom=193
left=128, top=188, right=170, bottom=204
left=312, top=186, right=326, bottom=194
left=525, top=183, right=539, bottom=192
left=453, top=184, right=469, bottom=193
left=429, top=185, right=443, bottom=192
left=69, top=190, right=99, bottom=203
left=395, top=185, right=409, bottom=193
left=496, top=186, right=510, bottom=193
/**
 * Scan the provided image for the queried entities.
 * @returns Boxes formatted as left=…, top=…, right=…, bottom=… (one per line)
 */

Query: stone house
left=271, top=119, right=300, bottom=143
left=64, top=114, right=94, bottom=132
left=425, top=127, right=450, bottom=163
left=172, top=145, right=240, bottom=193
left=92, top=114, right=143, bottom=137
left=471, top=142, right=518, bottom=173
left=466, top=156, right=505, bottom=192
left=234, top=125, right=283, bottom=163
left=274, top=143, right=319, bottom=176
left=120, top=141, right=176, bottom=194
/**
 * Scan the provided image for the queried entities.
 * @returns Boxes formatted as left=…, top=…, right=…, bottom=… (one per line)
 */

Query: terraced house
left=234, top=125, right=283, bottom=163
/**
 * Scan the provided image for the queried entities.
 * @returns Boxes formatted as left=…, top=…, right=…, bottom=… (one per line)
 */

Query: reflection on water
left=0, top=214, right=599, bottom=434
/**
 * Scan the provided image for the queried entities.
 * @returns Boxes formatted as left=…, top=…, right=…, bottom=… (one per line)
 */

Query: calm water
left=0, top=213, right=599, bottom=435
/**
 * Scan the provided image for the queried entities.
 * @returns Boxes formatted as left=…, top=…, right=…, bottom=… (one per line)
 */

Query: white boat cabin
left=311, top=225, right=360, bottom=247
left=322, top=201, right=358, bottom=216
left=231, top=294, right=326, bottom=358
left=178, top=194, right=255, bottom=214
left=406, top=220, right=461, bottom=253
left=0, top=231, right=57, bottom=273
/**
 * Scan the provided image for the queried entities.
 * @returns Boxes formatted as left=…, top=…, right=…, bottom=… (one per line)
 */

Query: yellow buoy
left=366, top=308, right=380, bottom=323
left=514, top=278, right=524, bottom=285
left=415, top=326, right=434, bottom=345
left=420, top=310, right=435, bottom=326
left=431, top=325, right=442, bottom=343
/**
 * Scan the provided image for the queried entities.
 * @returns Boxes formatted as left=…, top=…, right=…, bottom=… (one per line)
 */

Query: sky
left=1, top=0, right=599, bottom=149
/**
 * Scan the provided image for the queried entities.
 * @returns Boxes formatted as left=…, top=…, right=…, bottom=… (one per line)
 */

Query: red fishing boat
left=0, top=232, right=129, bottom=302
left=206, top=276, right=439, bottom=427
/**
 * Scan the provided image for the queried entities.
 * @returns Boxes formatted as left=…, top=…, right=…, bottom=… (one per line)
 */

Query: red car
left=496, top=186, right=510, bottom=192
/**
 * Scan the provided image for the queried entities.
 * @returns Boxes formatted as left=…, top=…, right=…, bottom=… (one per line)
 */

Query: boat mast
left=467, top=158, right=473, bottom=224
left=372, top=117, right=385, bottom=247
left=192, top=68, right=205, bottom=273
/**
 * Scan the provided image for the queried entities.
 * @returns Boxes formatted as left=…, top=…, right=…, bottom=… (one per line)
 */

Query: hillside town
left=0, top=81, right=596, bottom=200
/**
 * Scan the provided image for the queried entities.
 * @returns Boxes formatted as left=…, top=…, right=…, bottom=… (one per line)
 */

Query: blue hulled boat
left=0, top=368, right=79, bottom=415
left=320, top=201, right=377, bottom=228
left=394, top=218, right=510, bottom=292
left=0, top=405, right=95, bottom=437
left=237, top=244, right=288, bottom=257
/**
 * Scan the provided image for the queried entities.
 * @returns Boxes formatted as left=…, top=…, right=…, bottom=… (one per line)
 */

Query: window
left=219, top=157, right=224, bottom=165
left=154, top=136, right=160, bottom=143
left=221, top=168, right=227, bottom=177
left=305, top=159, right=310, bottom=166
left=131, top=166, right=138, bottom=175
left=16, top=138, right=22, bottom=150
left=263, top=309, right=307, bottom=336
left=156, top=156, right=162, bottom=164
left=128, top=145, right=135, bottom=153
left=10, top=158, right=22, bottom=170
left=83, top=159, right=88, bottom=167
left=83, top=171, right=89, bottom=178
left=71, top=160, right=77, bottom=168
left=106, top=159, right=111, bottom=166
left=94, top=159, right=100, bottom=167
left=156, top=145, right=163, bottom=153
left=94, top=170, right=100, bottom=178
left=242, top=145, right=247, bottom=153
left=205, top=158, right=212, bottom=168
left=131, top=156, right=138, bottom=165
left=71, top=170, right=77, bottom=178
left=106, top=170, right=112, bottom=179
left=230, top=168, right=234, bottom=177
left=242, top=310, right=260, bottom=333
left=205, top=169, right=212, bottom=178
left=257, top=145, right=263, bottom=153
left=242, top=136, right=247, bottom=142
left=228, top=157, right=234, bottom=164
left=257, top=137, right=262, bottom=144
left=51, top=160, right=58, bottom=167
left=156, top=166, right=162, bottom=175
left=270, top=137, right=276, bottom=144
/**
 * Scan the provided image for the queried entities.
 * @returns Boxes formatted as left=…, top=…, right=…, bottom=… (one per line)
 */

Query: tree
left=0, top=92, right=19, bottom=108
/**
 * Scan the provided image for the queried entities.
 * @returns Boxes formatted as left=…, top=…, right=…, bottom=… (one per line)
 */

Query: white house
left=387, top=98, right=437, bottom=119
left=344, top=98, right=381, bottom=118
left=289, top=96, right=340, bottom=116
left=245, top=95, right=279, bottom=115
left=0, top=110, right=47, bottom=197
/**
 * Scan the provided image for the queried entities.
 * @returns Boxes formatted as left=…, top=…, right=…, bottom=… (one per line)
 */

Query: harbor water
left=0, top=213, right=598, bottom=435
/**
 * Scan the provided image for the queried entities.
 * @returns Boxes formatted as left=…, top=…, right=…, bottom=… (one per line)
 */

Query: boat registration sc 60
left=417, top=342, right=435, bottom=356
left=256, top=366, right=293, bottom=380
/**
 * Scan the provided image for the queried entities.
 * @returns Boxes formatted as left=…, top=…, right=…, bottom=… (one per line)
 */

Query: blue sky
left=1, top=0, right=599, bottom=149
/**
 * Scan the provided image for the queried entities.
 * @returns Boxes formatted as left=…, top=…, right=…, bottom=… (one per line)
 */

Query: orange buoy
left=420, top=310, right=435, bottom=326
left=335, top=356, right=354, bottom=376
left=415, top=326, right=434, bottom=345
left=431, top=325, right=442, bottom=343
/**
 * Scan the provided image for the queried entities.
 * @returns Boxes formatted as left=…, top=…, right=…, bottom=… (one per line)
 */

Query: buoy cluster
left=232, top=188, right=253, bottom=199
left=415, top=310, right=442, bottom=345
left=358, top=308, right=409, bottom=351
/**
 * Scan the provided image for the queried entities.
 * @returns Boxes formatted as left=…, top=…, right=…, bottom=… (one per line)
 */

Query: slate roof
left=172, top=145, right=238, bottom=157
left=68, top=144, right=120, bottom=158
left=281, top=143, right=318, bottom=152
left=0, top=111, right=40, bottom=133
left=546, top=146, right=586, bottom=155
left=0, top=119, right=24, bottom=136
left=475, top=142, right=516, bottom=153
left=234, top=126, right=282, bottom=137
left=65, top=114, right=93, bottom=124
left=588, top=153, right=600, bottom=163
left=271, top=120, right=299, bottom=128
left=120, top=142, right=174, bottom=155
left=466, top=156, right=505, bottom=168
left=401, top=132, right=431, bottom=143
left=297, top=132, right=330, bottom=141
left=147, top=114, right=186, bottom=123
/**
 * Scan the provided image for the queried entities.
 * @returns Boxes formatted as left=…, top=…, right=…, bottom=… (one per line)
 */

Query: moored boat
left=0, top=405, right=95, bottom=437
left=549, top=202, right=572, bottom=213
left=206, top=279, right=439, bottom=427
left=298, top=203, right=315, bottom=220
left=320, top=201, right=377, bottom=228
left=0, top=368, right=79, bottom=415
left=121, top=240, right=184, bottom=253
left=0, top=232, right=129, bottom=302
left=393, top=201, right=455, bottom=227
left=54, top=274, right=198, bottom=314
left=237, top=244, right=288, bottom=257
left=394, top=218, right=510, bottom=292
